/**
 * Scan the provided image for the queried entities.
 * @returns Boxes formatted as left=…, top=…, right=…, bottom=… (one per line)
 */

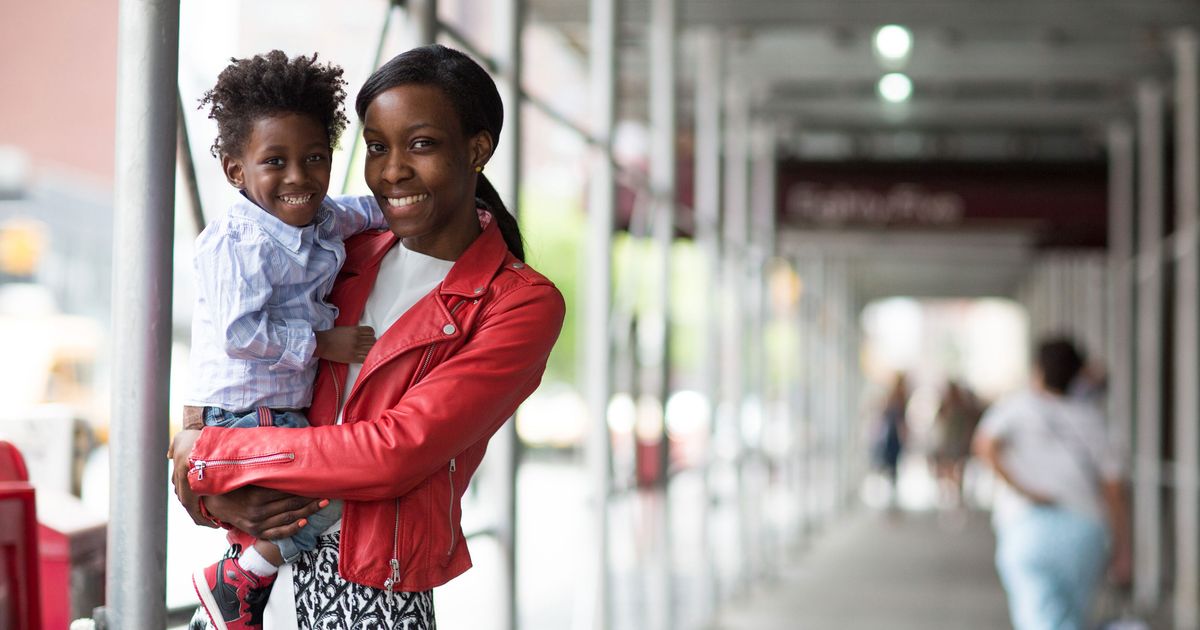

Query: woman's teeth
left=387, top=193, right=429, bottom=208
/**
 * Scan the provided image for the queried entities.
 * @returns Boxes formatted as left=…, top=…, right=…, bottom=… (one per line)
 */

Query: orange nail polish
left=298, top=519, right=308, bottom=528
left=319, top=499, right=330, bottom=508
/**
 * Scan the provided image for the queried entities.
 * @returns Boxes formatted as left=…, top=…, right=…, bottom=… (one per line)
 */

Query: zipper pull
left=384, top=558, right=401, bottom=613
left=192, top=460, right=206, bottom=481
left=449, top=458, right=456, bottom=473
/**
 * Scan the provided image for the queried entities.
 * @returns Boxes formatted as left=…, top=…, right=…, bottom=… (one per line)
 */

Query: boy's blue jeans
left=995, top=505, right=1108, bottom=630
left=202, top=406, right=343, bottom=563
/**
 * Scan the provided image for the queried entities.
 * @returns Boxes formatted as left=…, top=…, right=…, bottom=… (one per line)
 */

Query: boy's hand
left=315, top=326, right=376, bottom=364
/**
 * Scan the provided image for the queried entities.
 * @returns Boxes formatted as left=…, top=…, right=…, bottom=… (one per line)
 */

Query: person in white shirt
left=973, top=338, right=1132, bottom=630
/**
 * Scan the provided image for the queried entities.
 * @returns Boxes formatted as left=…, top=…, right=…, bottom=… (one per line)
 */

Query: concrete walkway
left=713, top=509, right=1012, bottom=630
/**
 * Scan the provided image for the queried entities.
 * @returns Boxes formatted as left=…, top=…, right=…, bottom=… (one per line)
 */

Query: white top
left=187, top=195, right=384, bottom=411
left=975, top=388, right=1123, bottom=531
left=264, top=240, right=454, bottom=629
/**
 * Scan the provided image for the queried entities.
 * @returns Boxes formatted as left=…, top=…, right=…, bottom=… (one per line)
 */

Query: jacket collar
left=440, top=210, right=508, bottom=297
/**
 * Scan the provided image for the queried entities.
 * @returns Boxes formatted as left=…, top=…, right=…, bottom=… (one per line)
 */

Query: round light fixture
left=873, top=25, right=913, bottom=62
left=878, top=73, right=913, bottom=103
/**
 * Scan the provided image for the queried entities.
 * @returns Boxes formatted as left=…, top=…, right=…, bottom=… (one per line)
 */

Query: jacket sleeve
left=187, top=282, right=566, bottom=501
left=328, top=195, right=387, bottom=237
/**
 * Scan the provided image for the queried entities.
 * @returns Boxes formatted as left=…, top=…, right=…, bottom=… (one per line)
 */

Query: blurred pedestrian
left=872, top=373, right=909, bottom=508
left=973, top=338, right=1131, bottom=630
left=930, top=380, right=979, bottom=513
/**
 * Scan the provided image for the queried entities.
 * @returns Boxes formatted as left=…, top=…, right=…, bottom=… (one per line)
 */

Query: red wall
left=0, top=1, right=120, bottom=183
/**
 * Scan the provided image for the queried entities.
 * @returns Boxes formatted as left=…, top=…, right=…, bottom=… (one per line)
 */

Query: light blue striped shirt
left=186, top=194, right=385, bottom=411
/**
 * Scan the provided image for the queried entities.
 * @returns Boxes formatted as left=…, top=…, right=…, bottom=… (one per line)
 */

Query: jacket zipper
left=447, top=458, right=458, bottom=558
left=380, top=298, right=469, bottom=601
left=190, top=453, right=294, bottom=480
left=329, top=360, right=344, bottom=425
left=382, top=497, right=401, bottom=613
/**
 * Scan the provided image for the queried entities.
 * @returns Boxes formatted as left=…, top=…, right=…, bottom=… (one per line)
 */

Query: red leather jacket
left=187, top=213, right=565, bottom=592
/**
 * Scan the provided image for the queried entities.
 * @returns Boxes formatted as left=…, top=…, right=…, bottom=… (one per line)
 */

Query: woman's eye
left=411, top=139, right=434, bottom=150
left=366, top=142, right=386, bottom=154
left=307, top=154, right=327, bottom=163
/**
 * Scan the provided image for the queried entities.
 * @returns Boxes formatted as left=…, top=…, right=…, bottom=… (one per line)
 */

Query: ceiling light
left=878, top=73, right=913, bottom=103
left=873, top=25, right=913, bottom=62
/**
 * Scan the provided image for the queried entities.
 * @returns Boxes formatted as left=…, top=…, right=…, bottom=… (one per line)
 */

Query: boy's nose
left=284, top=163, right=309, bottom=185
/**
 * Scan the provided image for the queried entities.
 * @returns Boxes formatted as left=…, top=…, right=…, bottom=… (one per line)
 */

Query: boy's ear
left=469, top=131, right=494, bottom=172
left=221, top=154, right=245, bottom=189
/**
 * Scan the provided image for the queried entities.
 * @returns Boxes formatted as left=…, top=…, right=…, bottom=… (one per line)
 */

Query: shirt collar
left=228, top=192, right=326, bottom=254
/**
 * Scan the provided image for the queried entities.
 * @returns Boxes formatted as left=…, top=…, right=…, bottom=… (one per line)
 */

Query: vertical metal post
left=722, top=81, right=750, bottom=588
left=647, top=0, right=677, bottom=485
left=792, top=255, right=810, bottom=546
left=108, top=1, right=179, bottom=628
left=403, top=0, right=437, bottom=46
left=585, top=0, right=617, bottom=627
left=493, top=2, right=521, bottom=629
left=647, top=3, right=676, bottom=627
left=749, top=120, right=776, bottom=571
left=1107, top=121, right=1135, bottom=461
left=1174, top=28, right=1200, bottom=630
left=1135, top=79, right=1165, bottom=609
left=692, top=27, right=722, bottom=622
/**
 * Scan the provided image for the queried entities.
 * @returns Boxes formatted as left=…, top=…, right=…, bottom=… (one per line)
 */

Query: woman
left=171, top=44, right=565, bottom=629
left=973, top=339, right=1131, bottom=630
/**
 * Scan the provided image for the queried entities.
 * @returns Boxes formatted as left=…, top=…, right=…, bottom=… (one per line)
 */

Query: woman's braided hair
left=355, top=45, right=524, bottom=260
left=200, top=50, right=348, bottom=158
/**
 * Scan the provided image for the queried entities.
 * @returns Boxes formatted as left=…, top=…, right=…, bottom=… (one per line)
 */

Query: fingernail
left=319, top=499, right=330, bottom=508
left=298, top=519, right=308, bottom=528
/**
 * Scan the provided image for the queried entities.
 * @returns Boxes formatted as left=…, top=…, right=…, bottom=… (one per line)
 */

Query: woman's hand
left=204, top=486, right=327, bottom=540
left=168, top=428, right=325, bottom=537
left=168, top=429, right=210, bottom=527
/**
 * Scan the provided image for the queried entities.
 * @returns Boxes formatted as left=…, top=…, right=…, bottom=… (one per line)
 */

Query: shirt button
left=512, top=262, right=525, bottom=269
left=443, top=324, right=457, bottom=335
left=474, top=287, right=484, bottom=294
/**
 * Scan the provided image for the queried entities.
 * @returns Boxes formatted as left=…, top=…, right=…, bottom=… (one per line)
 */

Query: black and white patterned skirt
left=189, top=532, right=435, bottom=630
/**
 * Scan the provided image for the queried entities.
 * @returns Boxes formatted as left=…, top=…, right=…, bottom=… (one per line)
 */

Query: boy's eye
left=264, top=157, right=284, bottom=166
left=306, top=154, right=327, bottom=163
left=366, top=142, right=386, bottom=154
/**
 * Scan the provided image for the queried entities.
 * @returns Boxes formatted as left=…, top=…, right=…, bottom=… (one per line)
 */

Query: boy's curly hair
left=199, top=50, right=348, bottom=157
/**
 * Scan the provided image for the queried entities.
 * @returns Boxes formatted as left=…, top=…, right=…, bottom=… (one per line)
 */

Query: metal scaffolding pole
left=1107, top=120, right=1134, bottom=466
left=1134, top=79, right=1165, bottom=609
left=646, top=4, right=676, bottom=627
left=749, top=120, right=776, bottom=573
left=692, top=26, right=722, bottom=622
left=585, top=0, right=617, bottom=626
left=647, top=0, right=677, bottom=486
left=722, top=81, right=751, bottom=589
left=107, top=0, right=179, bottom=628
left=1173, top=28, right=1200, bottom=630
left=492, top=2, right=522, bottom=629
left=403, top=0, right=437, bottom=46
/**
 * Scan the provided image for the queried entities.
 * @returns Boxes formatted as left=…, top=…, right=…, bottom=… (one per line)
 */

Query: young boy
left=185, top=50, right=383, bottom=630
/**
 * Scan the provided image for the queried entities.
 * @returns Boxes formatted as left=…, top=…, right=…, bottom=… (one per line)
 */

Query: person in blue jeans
left=181, top=50, right=386, bottom=630
left=973, top=338, right=1132, bottom=630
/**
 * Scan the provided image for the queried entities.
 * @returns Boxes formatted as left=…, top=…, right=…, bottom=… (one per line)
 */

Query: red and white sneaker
left=192, top=548, right=276, bottom=630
